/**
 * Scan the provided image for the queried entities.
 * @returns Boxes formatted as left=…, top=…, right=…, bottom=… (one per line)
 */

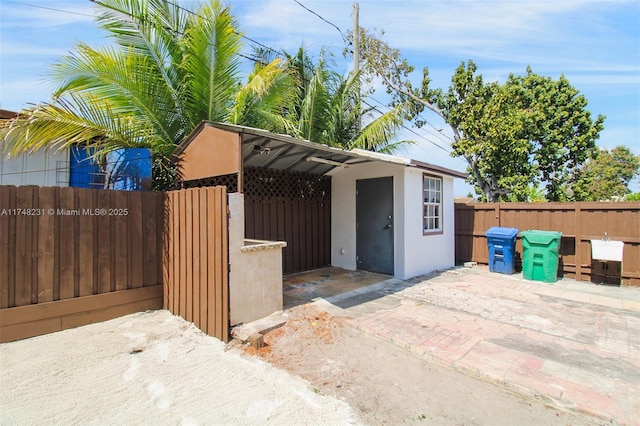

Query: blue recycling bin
left=485, top=227, right=519, bottom=274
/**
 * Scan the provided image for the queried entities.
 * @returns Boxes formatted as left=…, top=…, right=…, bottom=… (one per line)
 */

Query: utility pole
left=353, top=2, right=360, bottom=130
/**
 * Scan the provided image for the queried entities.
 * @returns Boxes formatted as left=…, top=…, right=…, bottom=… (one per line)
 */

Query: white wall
left=331, top=162, right=456, bottom=280
left=401, top=167, right=456, bottom=279
left=330, top=162, right=406, bottom=275
left=0, top=149, right=69, bottom=186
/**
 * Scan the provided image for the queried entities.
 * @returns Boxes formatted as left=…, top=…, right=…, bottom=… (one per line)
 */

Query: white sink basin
left=590, top=240, right=624, bottom=262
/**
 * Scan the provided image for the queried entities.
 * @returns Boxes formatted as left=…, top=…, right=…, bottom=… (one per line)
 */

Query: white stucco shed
left=329, top=150, right=465, bottom=280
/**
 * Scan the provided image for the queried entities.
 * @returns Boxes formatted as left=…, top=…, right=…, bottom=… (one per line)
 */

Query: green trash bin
left=520, top=230, right=562, bottom=283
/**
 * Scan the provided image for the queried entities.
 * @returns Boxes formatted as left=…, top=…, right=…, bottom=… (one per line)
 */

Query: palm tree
left=1, top=0, right=293, bottom=163
left=256, top=46, right=411, bottom=154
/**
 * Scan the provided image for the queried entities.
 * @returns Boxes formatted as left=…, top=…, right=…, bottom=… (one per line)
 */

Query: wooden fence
left=455, top=202, right=640, bottom=287
left=245, top=196, right=330, bottom=274
left=0, top=185, right=164, bottom=342
left=163, top=187, right=229, bottom=342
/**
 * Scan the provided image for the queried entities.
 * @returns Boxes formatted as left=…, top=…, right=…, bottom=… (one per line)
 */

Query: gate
left=163, top=186, right=229, bottom=341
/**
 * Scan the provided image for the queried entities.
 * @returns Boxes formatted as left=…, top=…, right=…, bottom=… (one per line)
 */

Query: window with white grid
left=423, top=174, right=442, bottom=234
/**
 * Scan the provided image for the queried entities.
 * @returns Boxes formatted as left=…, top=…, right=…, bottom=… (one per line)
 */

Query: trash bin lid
left=485, top=227, right=519, bottom=239
left=520, top=230, right=562, bottom=245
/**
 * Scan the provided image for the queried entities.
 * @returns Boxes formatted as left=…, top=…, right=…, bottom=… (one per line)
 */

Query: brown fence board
left=113, top=191, right=128, bottom=291
left=455, top=202, right=640, bottom=287
left=58, top=187, right=76, bottom=299
left=213, top=187, right=229, bottom=339
left=0, top=285, right=162, bottom=343
left=142, top=192, right=159, bottom=287
left=0, top=186, right=16, bottom=308
left=36, top=186, right=56, bottom=303
left=206, top=189, right=217, bottom=336
left=15, top=186, right=35, bottom=306
left=96, top=190, right=112, bottom=294
left=128, top=192, right=144, bottom=289
left=198, top=190, right=207, bottom=331
left=78, top=189, right=95, bottom=296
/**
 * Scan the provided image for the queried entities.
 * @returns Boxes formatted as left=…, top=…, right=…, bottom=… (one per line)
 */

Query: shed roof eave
left=174, top=121, right=467, bottom=178
left=409, top=159, right=468, bottom=179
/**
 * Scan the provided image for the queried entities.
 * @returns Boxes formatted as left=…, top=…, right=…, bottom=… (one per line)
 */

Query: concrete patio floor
left=283, top=266, right=391, bottom=308
left=291, top=266, right=640, bottom=425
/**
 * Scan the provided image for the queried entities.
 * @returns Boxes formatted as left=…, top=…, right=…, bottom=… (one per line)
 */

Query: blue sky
left=1, top=0, right=639, bottom=194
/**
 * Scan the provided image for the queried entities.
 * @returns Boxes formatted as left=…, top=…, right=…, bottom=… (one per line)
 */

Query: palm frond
left=349, top=103, right=410, bottom=153
left=230, top=59, right=296, bottom=128
left=49, top=44, right=184, bottom=145
left=2, top=94, right=160, bottom=158
left=93, top=0, right=188, bottom=122
left=180, top=1, right=242, bottom=123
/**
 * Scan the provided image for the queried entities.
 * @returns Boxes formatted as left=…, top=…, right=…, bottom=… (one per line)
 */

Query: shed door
left=356, top=177, right=394, bottom=275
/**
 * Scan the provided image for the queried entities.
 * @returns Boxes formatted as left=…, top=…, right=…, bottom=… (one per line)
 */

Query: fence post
left=575, top=204, right=582, bottom=281
left=495, top=203, right=501, bottom=227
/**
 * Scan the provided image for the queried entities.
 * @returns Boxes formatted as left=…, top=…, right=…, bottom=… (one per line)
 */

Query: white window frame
left=423, top=174, right=443, bottom=234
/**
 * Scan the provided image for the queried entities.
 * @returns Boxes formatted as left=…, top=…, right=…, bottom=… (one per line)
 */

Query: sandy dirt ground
left=234, top=304, right=603, bottom=426
left=0, top=310, right=358, bottom=425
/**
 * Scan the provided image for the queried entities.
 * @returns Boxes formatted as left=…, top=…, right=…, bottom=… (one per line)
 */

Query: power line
left=8, top=0, right=283, bottom=61
left=159, top=0, right=285, bottom=58
left=283, top=0, right=456, bottom=154
left=4, top=0, right=96, bottom=17
left=364, top=97, right=453, bottom=154
left=292, top=0, right=346, bottom=41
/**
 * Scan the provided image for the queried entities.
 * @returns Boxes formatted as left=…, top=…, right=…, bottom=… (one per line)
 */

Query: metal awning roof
left=176, top=121, right=467, bottom=179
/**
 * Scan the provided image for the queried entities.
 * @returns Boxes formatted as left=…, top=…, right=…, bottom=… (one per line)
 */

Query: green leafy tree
left=571, top=146, right=640, bottom=201
left=351, top=28, right=604, bottom=201
left=510, top=70, right=605, bottom=201
left=1, top=0, right=294, bottom=186
left=625, top=192, right=640, bottom=201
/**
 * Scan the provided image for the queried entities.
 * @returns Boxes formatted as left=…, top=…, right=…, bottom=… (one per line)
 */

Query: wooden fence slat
left=15, top=186, right=35, bottom=307
left=216, top=187, right=228, bottom=339
left=128, top=191, right=143, bottom=289
left=303, top=200, right=311, bottom=270
left=173, top=192, right=180, bottom=313
left=163, top=192, right=172, bottom=311
left=206, top=188, right=216, bottom=336
left=178, top=190, right=187, bottom=319
left=142, top=192, right=158, bottom=287
left=198, top=188, right=207, bottom=333
left=77, top=189, right=95, bottom=297
left=191, top=189, right=201, bottom=331
left=113, top=191, right=129, bottom=291
left=184, top=189, right=194, bottom=323
left=58, top=187, right=76, bottom=300
left=216, top=187, right=225, bottom=338
left=36, top=186, right=56, bottom=303
left=0, top=186, right=14, bottom=308
left=96, top=190, right=111, bottom=294
left=291, top=199, right=300, bottom=272
left=155, top=192, right=164, bottom=286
